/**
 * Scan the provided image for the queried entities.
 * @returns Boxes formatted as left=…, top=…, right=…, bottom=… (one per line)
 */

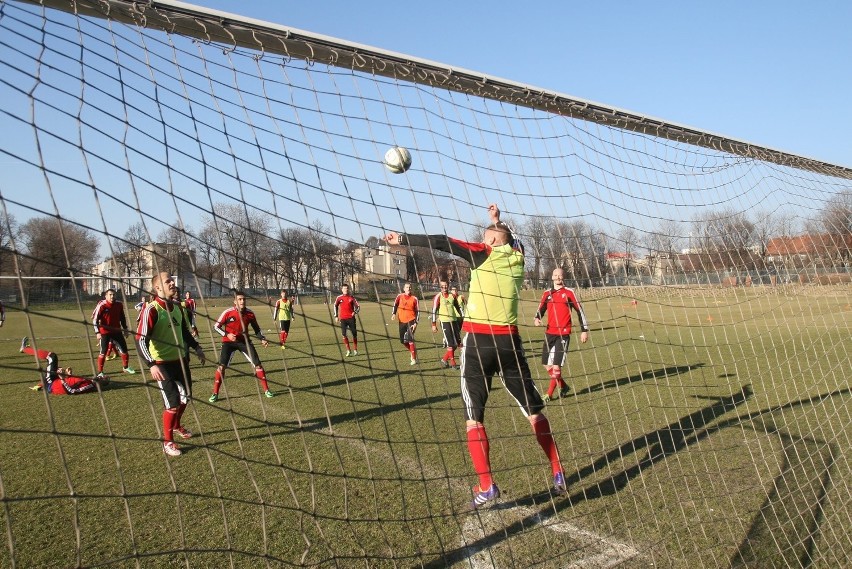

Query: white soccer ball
left=384, top=146, right=412, bottom=174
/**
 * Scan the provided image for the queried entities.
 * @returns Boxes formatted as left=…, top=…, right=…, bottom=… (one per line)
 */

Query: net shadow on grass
left=574, top=362, right=705, bottom=396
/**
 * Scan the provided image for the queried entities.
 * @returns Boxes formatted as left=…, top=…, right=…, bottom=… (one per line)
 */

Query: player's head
left=103, top=289, right=116, bottom=302
left=439, top=281, right=448, bottom=292
left=403, top=282, right=412, bottom=295
left=483, top=221, right=512, bottom=247
left=341, top=284, right=350, bottom=295
left=450, top=285, right=458, bottom=295
left=280, top=290, right=288, bottom=299
left=233, top=290, right=246, bottom=309
left=552, top=268, right=565, bottom=286
left=184, top=291, right=191, bottom=299
left=152, top=272, right=175, bottom=299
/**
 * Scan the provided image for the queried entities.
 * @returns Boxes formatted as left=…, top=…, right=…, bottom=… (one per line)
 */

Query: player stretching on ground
left=431, top=281, right=463, bottom=369
left=273, top=289, right=294, bottom=350
left=209, top=290, right=274, bottom=402
left=21, top=337, right=108, bottom=395
left=92, top=288, right=135, bottom=377
left=334, top=284, right=360, bottom=357
left=392, top=282, right=420, bottom=365
left=385, top=204, right=567, bottom=509
left=136, top=273, right=206, bottom=456
left=534, top=267, right=589, bottom=401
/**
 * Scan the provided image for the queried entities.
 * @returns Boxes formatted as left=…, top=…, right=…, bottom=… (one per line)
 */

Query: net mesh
left=1, top=0, right=850, bottom=567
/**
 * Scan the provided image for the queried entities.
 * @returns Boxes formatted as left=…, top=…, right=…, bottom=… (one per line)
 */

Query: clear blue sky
left=197, top=0, right=852, bottom=169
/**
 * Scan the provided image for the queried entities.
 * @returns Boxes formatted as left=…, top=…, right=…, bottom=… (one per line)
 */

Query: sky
left=193, top=0, right=852, bottom=170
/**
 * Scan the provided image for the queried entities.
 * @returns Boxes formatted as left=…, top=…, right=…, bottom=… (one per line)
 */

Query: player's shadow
left=575, top=363, right=704, bottom=395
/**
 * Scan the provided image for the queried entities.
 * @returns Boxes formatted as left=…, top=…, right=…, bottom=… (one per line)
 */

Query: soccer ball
left=384, top=146, right=412, bottom=174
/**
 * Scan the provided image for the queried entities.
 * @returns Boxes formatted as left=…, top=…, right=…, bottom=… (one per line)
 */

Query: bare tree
left=0, top=211, right=19, bottom=278
left=819, top=190, right=852, bottom=236
left=519, top=217, right=549, bottom=288
left=18, top=217, right=99, bottom=298
left=200, top=204, right=271, bottom=290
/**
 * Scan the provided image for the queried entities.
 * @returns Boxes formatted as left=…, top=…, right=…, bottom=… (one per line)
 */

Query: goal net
left=1, top=0, right=850, bottom=567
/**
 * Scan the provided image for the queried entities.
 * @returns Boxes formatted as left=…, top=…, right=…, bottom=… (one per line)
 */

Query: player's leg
left=406, top=322, right=417, bottom=363
left=461, top=333, right=499, bottom=507
left=211, top=344, right=236, bottom=402
left=341, top=321, right=352, bottom=355
left=158, top=362, right=183, bottom=456
left=243, top=343, right=273, bottom=397
left=541, top=336, right=559, bottom=400
left=112, top=334, right=135, bottom=374
left=555, top=335, right=571, bottom=397
left=97, top=335, right=111, bottom=374
left=173, top=357, right=193, bottom=439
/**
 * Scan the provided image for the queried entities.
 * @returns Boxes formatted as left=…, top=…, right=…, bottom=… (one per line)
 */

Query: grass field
left=1, top=286, right=850, bottom=568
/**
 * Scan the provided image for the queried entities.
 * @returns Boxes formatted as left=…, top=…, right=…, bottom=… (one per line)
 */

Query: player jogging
left=385, top=204, right=567, bottom=509
left=392, top=282, right=420, bottom=365
left=21, top=337, right=108, bottom=395
left=534, top=267, right=589, bottom=401
left=181, top=290, right=198, bottom=337
left=210, top=290, right=275, bottom=402
left=136, top=273, right=206, bottom=456
left=92, top=288, right=136, bottom=377
left=431, top=281, right=463, bottom=369
left=273, top=289, right=294, bottom=349
left=334, top=284, right=360, bottom=357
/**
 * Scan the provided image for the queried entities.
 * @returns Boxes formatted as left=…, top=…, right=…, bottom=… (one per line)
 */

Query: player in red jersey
left=1, top=299, right=6, bottom=327
left=386, top=204, right=567, bottom=509
left=431, top=281, right=463, bottom=369
left=181, top=290, right=198, bottom=337
left=209, top=290, right=274, bottom=402
left=392, top=282, right=420, bottom=365
left=534, top=268, right=589, bottom=401
left=20, top=337, right=108, bottom=395
left=334, top=284, right=361, bottom=357
left=92, top=289, right=136, bottom=377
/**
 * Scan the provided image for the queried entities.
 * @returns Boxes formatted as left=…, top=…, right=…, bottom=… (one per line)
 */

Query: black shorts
left=460, top=332, right=544, bottom=423
left=218, top=341, right=262, bottom=368
left=541, top=333, right=571, bottom=366
left=99, top=332, right=129, bottom=355
left=278, top=320, right=291, bottom=333
left=440, top=321, right=462, bottom=348
left=340, top=317, right=357, bottom=339
left=398, top=320, right=416, bottom=344
left=154, top=359, right=192, bottom=409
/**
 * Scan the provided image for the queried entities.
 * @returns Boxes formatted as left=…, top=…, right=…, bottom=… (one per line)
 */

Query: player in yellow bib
left=385, top=204, right=567, bottom=509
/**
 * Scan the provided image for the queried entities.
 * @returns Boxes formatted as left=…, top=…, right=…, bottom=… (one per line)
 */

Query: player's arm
left=213, top=310, right=229, bottom=338
left=353, top=298, right=360, bottom=315
left=430, top=294, right=440, bottom=327
left=413, top=297, right=420, bottom=323
left=533, top=292, right=549, bottom=325
left=569, top=292, right=590, bottom=340
left=390, top=233, right=491, bottom=269
left=135, top=304, right=157, bottom=367
left=180, top=312, right=205, bottom=361
left=333, top=297, right=341, bottom=319
left=391, top=295, right=400, bottom=320
left=119, top=303, right=129, bottom=334
left=92, top=303, right=102, bottom=335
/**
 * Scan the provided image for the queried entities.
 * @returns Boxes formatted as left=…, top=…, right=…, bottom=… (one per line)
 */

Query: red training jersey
left=92, top=300, right=128, bottom=334
left=214, top=306, right=265, bottom=343
left=334, top=294, right=360, bottom=320
left=534, top=287, right=588, bottom=335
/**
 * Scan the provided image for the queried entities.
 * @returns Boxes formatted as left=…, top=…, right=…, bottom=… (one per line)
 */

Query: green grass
left=1, top=286, right=850, bottom=568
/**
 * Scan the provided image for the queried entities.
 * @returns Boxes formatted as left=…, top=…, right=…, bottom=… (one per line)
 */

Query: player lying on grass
left=21, top=337, right=109, bottom=395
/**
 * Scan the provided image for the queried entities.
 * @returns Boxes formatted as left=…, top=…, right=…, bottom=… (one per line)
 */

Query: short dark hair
left=233, top=290, right=246, bottom=298
left=103, top=288, right=116, bottom=296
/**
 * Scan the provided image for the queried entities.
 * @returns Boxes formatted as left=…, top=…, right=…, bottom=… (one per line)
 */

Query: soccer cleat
left=553, top=471, right=568, bottom=495
left=470, top=483, right=500, bottom=509
left=439, top=359, right=449, bottom=369
left=280, top=345, right=286, bottom=350
left=453, top=365, right=461, bottom=370
left=353, top=350, right=358, bottom=356
left=410, top=358, right=418, bottom=366
left=96, top=372, right=106, bottom=380
left=559, top=385, right=571, bottom=398
left=107, top=353, right=117, bottom=361
left=173, top=426, right=193, bottom=439
left=345, top=350, right=351, bottom=357
left=29, top=384, right=42, bottom=391
left=542, top=394, right=553, bottom=403
left=20, top=337, right=29, bottom=352
left=163, top=441, right=182, bottom=456
left=123, top=367, right=137, bottom=375
left=208, top=393, right=219, bottom=403
left=264, top=390, right=275, bottom=398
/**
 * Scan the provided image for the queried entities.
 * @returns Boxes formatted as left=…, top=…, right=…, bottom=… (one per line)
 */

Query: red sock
left=531, top=415, right=562, bottom=475
left=213, top=369, right=223, bottom=395
left=280, top=331, right=288, bottom=344
left=466, top=423, right=492, bottom=490
left=449, top=349, right=457, bottom=367
left=97, top=355, right=105, bottom=373
left=163, top=408, right=177, bottom=442
left=175, top=402, right=187, bottom=428
left=256, top=368, right=269, bottom=392
left=554, top=369, right=566, bottom=388
left=409, top=342, right=417, bottom=358
left=23, top=347, right=52, bottom=360
left=353, top=339, right=358, bottom=350
left=121, top=353, right=129, bottom=368
left=443, top=348, right=453, bottom=362
left=343, top=337, right=351, bottom=351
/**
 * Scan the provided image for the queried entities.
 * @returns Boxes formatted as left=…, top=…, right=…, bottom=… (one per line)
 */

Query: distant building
left=86, top=243, right=196, bottom=297
left=354, top=243, right=408, bottom=288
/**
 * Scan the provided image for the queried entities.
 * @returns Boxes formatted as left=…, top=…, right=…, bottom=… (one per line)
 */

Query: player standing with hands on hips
left=534, top=267, right=589, bottom=401
left=385, top=204, right=568, bottom=509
